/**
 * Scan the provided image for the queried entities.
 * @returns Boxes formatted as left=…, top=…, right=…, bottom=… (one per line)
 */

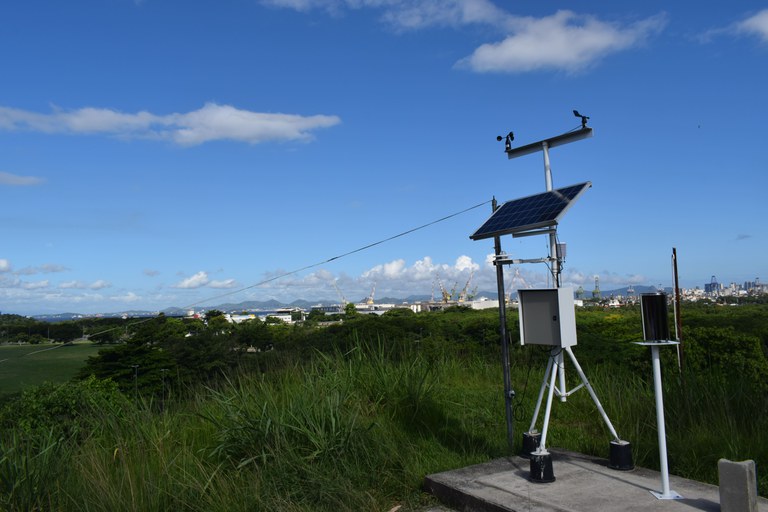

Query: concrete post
left=718, top=459, right=758, bottom=512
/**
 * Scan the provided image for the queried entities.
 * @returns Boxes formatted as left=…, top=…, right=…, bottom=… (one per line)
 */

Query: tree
left=344, top=302, right=358, bottom=318
left=205, top=309, right=225, bottom=321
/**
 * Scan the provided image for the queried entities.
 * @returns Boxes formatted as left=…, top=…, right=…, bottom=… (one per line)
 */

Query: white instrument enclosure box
left=518, top=287, right=577, bottom=348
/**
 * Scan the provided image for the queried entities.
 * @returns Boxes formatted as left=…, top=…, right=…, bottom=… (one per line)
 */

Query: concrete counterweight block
left=718, top=459, right=758, bottom=512
left=520, top=431, right=541, bottom=459
left=530, top=452, right=555, bottom=483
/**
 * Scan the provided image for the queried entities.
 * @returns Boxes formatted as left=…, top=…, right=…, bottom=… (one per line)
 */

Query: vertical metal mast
left=492, top=197, right=515, bottom=454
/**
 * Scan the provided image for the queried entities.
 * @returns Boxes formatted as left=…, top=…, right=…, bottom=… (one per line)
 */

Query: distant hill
left=30, top=286, right=674, bottom=322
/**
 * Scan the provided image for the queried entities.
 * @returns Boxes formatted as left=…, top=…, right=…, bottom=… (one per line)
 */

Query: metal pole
left=544, top=141, right=568, bottom=402
left=537, top=348, right=560, bottom=453
left=672, top=248, right=683, bottom=372
left=650, top=345, right=681, bottom=499
left=542, top=141, right=553, bottom=192
left=528, top=355, right=555, bottom=432
left=492, top=198, right=515, bottom=454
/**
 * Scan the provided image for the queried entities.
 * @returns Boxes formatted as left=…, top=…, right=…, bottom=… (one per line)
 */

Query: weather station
left=470, top=111, right=633, bottom=483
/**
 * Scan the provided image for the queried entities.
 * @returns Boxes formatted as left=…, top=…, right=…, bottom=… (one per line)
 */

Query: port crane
left=435, top=272, right=451, bottom=303
left=332, top=279, right=348, bottom=312
left=458, top=270, right=475, bottom=302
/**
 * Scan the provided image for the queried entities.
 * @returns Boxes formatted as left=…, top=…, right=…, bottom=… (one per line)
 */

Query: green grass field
left=0, top=342, right=102, bottom=397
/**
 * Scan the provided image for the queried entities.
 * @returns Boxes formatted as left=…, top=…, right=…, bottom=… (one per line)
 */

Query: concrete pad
left=425, top=450, right=768, bottom=512
left=719, top=459, right=758, bottom=512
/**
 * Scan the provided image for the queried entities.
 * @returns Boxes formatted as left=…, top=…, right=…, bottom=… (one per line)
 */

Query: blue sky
left=1, top=0, right=767, bottom=315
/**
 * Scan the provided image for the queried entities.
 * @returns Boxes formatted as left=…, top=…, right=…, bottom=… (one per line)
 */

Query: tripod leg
left=537, top=350, right=560, bottom=453
left=565, top=347, right=620, bottom=441
left=528, top=354, right=555, bottom=433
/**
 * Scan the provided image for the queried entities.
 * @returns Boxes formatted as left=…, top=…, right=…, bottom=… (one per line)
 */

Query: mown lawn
left=0, top=342, right=103, bottom=397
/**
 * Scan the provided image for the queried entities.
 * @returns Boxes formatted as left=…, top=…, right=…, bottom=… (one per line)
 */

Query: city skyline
left=1, top=1, right=767, bottom=315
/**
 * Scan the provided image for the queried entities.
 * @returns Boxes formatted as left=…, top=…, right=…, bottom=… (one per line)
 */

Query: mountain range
left=29, top=286, right=670, bottom=322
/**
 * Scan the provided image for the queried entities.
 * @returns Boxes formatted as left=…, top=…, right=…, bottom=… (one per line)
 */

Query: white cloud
left=169, top=103, right=341, bottom=146
left=410, top=256, right=438, bottom=280
left=89, top=280, right=112, bottom=290
left=110, top=291, right=141, bottom=303
left=0, top=259, right=10, bottom=272
left=209, top=279, right=237, bottom=289
left=0, top=103, right=341, bottom=146
left=563, top=269, right=647, bottom=288
left=18, top=264, right=69, bottom=275
left=22, top=280, right=49, bottom=290
left=174, top=271, right=210, bottom=289
left=359, top=255, right=480, bottom=295
left=737, top=10, right=768, bottom=42
left=60, top=281, right=86, bottom=289
left=262, top=0, right=510, bottom=29
left=379, top=0, right=512, bottom=30
left=259, top=2, right=666, bottom=73
left=454, top=255, right=479, bottom=272
left=457, top=10, right=667, bottom=73
left=0, top=171, right=45, bottom=186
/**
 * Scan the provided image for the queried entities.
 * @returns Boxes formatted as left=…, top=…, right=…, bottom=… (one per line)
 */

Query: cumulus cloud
left=0, top=103, right=341, bottom=146
left=736, top=9, right=768, bottom=42
left=260, top=1, right=666, bottom=72
left=110, top=291, right=141, bottom=303
left=59, top=281, right=86, bottom=289
left=378, top=0, right=512, bottom=30
left=0, top=171, right=45, bottom=186
left=59, top=279, right=110, bottom=290
left=261, top=0, right=510, bottom=29
left=174, top=271, right=210, bottom=289
left=210, top=279, right=237, bottom=289
left=22, top=280, right=49, bottom=290
left=454, top=254, right=479, bottom=272
left=457, top=10, right=667, bottom=73
left=17, top=264, right=69, bottom=275
left=359, top=255, right=481, bottom=298
left=563, top=270, right=646, bottom=288
left=0, top=259, right=10, bottom=272
left=89, top=280, right=112, bottom=290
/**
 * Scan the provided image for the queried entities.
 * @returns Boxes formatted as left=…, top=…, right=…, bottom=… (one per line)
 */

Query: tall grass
left=1, top=336, right=765, bottom=510
left=512, top=359, right=768, bottom=495
left=0, top=428, right=70, bottom=512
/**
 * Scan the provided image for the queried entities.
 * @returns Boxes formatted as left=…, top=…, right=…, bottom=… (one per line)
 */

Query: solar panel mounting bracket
left=495, top=256, right=554, bottom=266
left=512, top=227, right=557, bottom=239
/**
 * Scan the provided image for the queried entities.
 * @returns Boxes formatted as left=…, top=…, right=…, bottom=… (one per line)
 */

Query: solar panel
left=470, top=182, right=591, bottom=241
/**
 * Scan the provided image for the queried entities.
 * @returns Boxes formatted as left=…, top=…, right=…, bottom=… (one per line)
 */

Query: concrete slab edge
left=424, top=474, right=514, bottom=512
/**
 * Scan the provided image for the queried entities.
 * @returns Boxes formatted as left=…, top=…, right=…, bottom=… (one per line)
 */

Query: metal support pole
left=528, top=355, right=555, bottom=432
left=672, top=248, right=684, bottom=373
left=649, top=344, right=682, bottom=500
left=492, top=198, right=515, bottom=454
left=536, top=348, right=560, bottom=453
left=556, top=350, right=567, bottom=402
left=542, top=141, right=553, bottom=192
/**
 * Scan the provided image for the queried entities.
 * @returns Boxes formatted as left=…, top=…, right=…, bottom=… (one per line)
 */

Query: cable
left=182, top=198, right=493, bottom=309
left=86, top=199, right=493, bottom=338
